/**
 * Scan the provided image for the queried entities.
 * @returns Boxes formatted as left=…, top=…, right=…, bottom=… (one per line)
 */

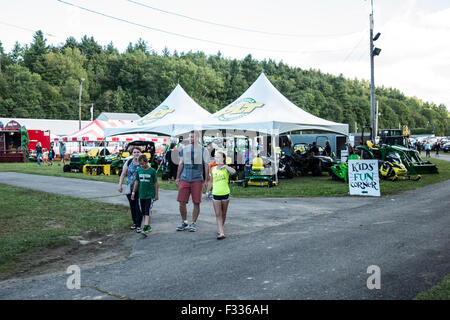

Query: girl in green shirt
left=205, top=151, right=236, bottom=240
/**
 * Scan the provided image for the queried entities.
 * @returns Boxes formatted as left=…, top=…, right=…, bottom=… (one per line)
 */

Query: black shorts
left=140, top=198, right=154, bottom=216
left=212, top=194, right=230, bottom=201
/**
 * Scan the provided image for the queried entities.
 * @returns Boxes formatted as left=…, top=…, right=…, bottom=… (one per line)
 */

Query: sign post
left=348, top=159, right=381, bottom=197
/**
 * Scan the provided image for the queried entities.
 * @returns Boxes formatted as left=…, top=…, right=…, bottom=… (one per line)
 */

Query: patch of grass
left=0, top=162, right=119, bottom=183
left=0, top=183, right=130, bottom=275
left=414, top=274, right=450, bottom=300
left=0, top=158, right=449, bottom=198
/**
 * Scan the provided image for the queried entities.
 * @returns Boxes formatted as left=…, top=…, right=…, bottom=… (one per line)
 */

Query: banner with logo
left=348, top=159, right=381, bottom=197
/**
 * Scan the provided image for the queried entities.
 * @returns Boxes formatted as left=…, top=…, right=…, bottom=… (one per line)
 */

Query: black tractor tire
left=63, top=164, right=71, bottom=172
left=268, top=180, right=273, bottom=188
left=243, top=180, right=248, bottom=188
left=312, top=161, right=322, bottom=176
left=286, top=167, right=294, bottom=179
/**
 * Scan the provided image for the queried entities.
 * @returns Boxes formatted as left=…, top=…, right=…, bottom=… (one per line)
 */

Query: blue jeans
left=36, top=152, right=42, bottom=166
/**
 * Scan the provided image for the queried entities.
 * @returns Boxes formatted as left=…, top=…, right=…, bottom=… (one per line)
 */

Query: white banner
left=348, top=159, right=381, bottom=197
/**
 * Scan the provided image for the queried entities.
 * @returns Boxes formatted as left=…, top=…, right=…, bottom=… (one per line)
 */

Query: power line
left=57, top=0, right=356, bottom=55
left=342, top=27, right=368, bottom=64
left=0, top=21, right=58, bottom=38
left=127, top=0, right=358, bottom=39
left=57, top=0, right=297, bottom=54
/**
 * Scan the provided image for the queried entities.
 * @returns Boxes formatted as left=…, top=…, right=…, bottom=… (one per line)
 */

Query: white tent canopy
left=104, top=84, right=213, bottom=138
left=203, top=73, right=349, bottom=136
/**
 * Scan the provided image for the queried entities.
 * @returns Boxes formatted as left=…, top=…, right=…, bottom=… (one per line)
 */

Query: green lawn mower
left=330, top=154, right=360, bottom=183
left=63, top=147, right=111, bottom=173
left=243, top=156, right=277, bottom=188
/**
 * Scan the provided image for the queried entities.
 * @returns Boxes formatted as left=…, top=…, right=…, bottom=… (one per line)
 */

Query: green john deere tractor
left=63, top=147, right=111, bottom=173
left=355, top=126, right=438, bottom=175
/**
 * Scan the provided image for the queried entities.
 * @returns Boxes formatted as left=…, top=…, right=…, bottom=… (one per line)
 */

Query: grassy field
left=414, top=274, right=450, bottom=300
left=0, top=183, right=130, bottom=277
left=1, top=158, right=449, bottom=198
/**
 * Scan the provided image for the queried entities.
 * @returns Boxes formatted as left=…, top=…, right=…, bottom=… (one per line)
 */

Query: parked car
left=443, top=142, right=450, bottom=153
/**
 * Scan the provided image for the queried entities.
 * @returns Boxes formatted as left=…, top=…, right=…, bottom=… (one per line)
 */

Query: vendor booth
left=104, top=84, right=213, bottom=138
left=0, top=120, right=29, bottom=162
left=204, top=73, right=348, bottom=136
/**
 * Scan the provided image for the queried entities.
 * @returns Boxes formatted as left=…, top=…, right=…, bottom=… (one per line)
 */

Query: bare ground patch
left=0, top=231, right=133, bottom=282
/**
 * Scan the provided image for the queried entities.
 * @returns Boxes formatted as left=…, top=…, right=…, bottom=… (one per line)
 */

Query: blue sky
left=1, top=0, right=449, bottom=110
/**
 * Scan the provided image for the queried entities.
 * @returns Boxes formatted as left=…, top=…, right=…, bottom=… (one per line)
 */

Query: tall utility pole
left=369, top=0, right=381, bottom=142
left=78, top=78, right=85, bottom=130
left=78, top=78, right=85, bottom=152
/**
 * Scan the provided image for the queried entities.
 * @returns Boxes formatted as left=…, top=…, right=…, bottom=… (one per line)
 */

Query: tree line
left=0, top=31, right=448, bottom=136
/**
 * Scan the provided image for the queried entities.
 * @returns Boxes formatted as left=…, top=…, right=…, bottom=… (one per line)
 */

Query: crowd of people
left=32, top=132, right=447, bottom=239
left=410, top=139, right=444, bottom=158
left=118, top=130, right=234, bottom=240
left=33, top=141, right=67, bottom=166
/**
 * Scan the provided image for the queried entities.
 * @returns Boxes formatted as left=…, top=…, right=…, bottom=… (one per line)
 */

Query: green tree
left=23, top=30, right=49, bottom=74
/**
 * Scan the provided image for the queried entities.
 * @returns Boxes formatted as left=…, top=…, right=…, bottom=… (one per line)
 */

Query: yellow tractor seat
left=143, top=152, right=152, bottom=160
left=87, top=147, right=100, bottom=158
left=252, top=157, right=265, bottom=171
left=366, top=140, right=379, bottom=150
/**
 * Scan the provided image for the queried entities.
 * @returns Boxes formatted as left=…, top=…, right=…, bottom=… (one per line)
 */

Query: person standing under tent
left=59, top=141, right=66, bottom=166
left=165, top=143, right=179, bottom=183
left=323, top=140, right=332, bottom=157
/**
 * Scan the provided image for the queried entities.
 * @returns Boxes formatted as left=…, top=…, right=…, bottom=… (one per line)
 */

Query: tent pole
left=272, top=131, right=278, bottom=184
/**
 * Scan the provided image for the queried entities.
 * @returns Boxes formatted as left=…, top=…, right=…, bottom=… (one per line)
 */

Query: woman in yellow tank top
left=205, top=151, right=236, bottom=239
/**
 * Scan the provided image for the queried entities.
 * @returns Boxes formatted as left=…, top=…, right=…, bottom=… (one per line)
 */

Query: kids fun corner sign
left=348, top=159, right=381, bottom=197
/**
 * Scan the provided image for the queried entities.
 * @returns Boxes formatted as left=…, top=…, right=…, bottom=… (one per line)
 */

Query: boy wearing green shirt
left=131, top=155, right=159, bottom=236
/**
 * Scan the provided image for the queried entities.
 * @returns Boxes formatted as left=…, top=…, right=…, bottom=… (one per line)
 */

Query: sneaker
left=176, top=221, right=189, bottom=231
left=188, top=222, right=197, bottom=232
left=142, top=225, right=151, bottom=236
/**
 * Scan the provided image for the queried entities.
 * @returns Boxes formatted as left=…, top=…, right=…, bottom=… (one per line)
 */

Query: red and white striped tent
left=62, top=120, right=167, bottom=143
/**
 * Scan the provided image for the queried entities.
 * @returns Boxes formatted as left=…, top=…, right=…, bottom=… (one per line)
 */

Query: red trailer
left=27, top=129, right=51, bottom=160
